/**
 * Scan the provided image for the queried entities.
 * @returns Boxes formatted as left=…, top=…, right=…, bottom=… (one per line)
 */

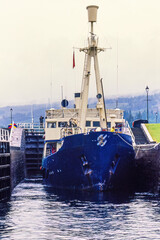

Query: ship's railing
left=0, top=129, right=9, bottom=142
left=87, top=127, right=106, bottom=133
left=86, top=122, right=135, bottom=142
left=17, top=122, right=44, bottom=129
left=87, top=127, right=123, bottom=134
left=60, top=127, right=82, bottom=138
left=46, top=108, right=124, bottom=119
left=123, top=121, right=136, bottom=145
left=46, top=109, right=79, bottom=119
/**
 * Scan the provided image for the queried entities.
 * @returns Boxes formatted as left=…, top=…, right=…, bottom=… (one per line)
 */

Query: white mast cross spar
left=79, top=6, right=107, bottom=132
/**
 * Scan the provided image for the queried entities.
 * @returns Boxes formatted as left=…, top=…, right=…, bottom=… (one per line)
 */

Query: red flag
left=73, top=50, right=75, bottom=68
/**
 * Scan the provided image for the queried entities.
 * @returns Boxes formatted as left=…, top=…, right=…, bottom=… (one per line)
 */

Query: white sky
left=0, top=0, right=160, bottom=106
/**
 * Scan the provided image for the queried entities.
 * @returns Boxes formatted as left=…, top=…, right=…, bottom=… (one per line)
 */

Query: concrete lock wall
left=135, top=144, right=160, bottom=193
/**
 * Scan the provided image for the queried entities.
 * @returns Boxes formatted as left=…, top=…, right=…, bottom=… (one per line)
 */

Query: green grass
left=145, top=123, right=160, bottom=143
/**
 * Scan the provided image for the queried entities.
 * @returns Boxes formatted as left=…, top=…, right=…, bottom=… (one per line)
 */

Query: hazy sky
left=0, top=0, right=160, bottom=106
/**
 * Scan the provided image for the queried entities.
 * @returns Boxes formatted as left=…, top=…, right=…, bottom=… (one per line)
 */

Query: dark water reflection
left=0, top=179, right=160, bottom=240
left=44, top=186, right=135, bottom=204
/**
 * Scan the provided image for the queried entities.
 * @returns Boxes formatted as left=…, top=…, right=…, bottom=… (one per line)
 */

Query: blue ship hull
left=42, top=131, right=135, bottom=191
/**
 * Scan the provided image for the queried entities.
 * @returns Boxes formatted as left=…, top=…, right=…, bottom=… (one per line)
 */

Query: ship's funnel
left=86, top=5, right=99, bottom=22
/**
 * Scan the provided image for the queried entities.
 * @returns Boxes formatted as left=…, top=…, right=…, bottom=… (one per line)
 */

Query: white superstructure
left=45, top=106, right=126, bottom=141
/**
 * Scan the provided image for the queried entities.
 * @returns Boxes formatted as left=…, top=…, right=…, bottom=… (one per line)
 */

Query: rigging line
left=116, top=37, right=119, bottom=109
left=135, top=146, right=140, bottom=159
left=118, top=133, right=160, bottom=150
left=50, top=63, right=53, bottom=109
left=117, top=133, right=133, bottom=147
left=101, top=78, right=108, bottom=128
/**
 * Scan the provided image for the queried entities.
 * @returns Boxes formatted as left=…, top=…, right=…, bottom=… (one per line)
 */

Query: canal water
left=0, top=179, right=160, bottom=240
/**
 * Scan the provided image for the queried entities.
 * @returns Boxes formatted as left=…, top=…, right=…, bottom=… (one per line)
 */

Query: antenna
left=61, top=86, right=63, bottom=102
left=31, top=105, right=34, bottom=128
left=50, top=63, right=53, bottom=109
left=116, top=37, right=119, bottom=109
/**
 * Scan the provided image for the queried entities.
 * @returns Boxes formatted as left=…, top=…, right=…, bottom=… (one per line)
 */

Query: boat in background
left=42, top=5, right=135, bottom=191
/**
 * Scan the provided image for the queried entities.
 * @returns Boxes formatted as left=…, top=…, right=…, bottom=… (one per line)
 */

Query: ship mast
left=79, top=5, right=107, bottom=131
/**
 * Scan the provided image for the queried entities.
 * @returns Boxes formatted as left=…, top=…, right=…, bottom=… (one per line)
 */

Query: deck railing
left=60, top=127, right=82, bottom=138
left=0, top=129, right=9, bottom=142
left=124, top=121, right=136, bottom=145
left=46, top=108, right=124, bottom=120
left=17, top=122, right=44, bottom=129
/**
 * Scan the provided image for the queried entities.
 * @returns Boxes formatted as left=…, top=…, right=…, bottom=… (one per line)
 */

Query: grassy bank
left=145, top=123, right=160, bottom=143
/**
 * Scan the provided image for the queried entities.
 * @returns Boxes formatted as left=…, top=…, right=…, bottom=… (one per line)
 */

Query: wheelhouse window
left=47, top=122, right=56, bottom=128
left=107, top=122, right=111, bottom=128
left=58, top=122, right=67, bottom=128
left=93, top=121, right=100, bottom=127
left=86, top=121, right=91, bottom=127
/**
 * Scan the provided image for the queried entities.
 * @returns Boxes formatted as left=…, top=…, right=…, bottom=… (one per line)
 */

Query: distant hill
left=94, top=92, right=160, bottom=126
left=0, top=92, right=160, bottom=128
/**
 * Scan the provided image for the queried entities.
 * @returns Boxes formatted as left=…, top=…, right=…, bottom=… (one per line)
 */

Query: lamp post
left=145, top=86, right=149, bottom=122
left=10, top=108, right=13, bottom=124
left=155, top=112, right=158, bottom=123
